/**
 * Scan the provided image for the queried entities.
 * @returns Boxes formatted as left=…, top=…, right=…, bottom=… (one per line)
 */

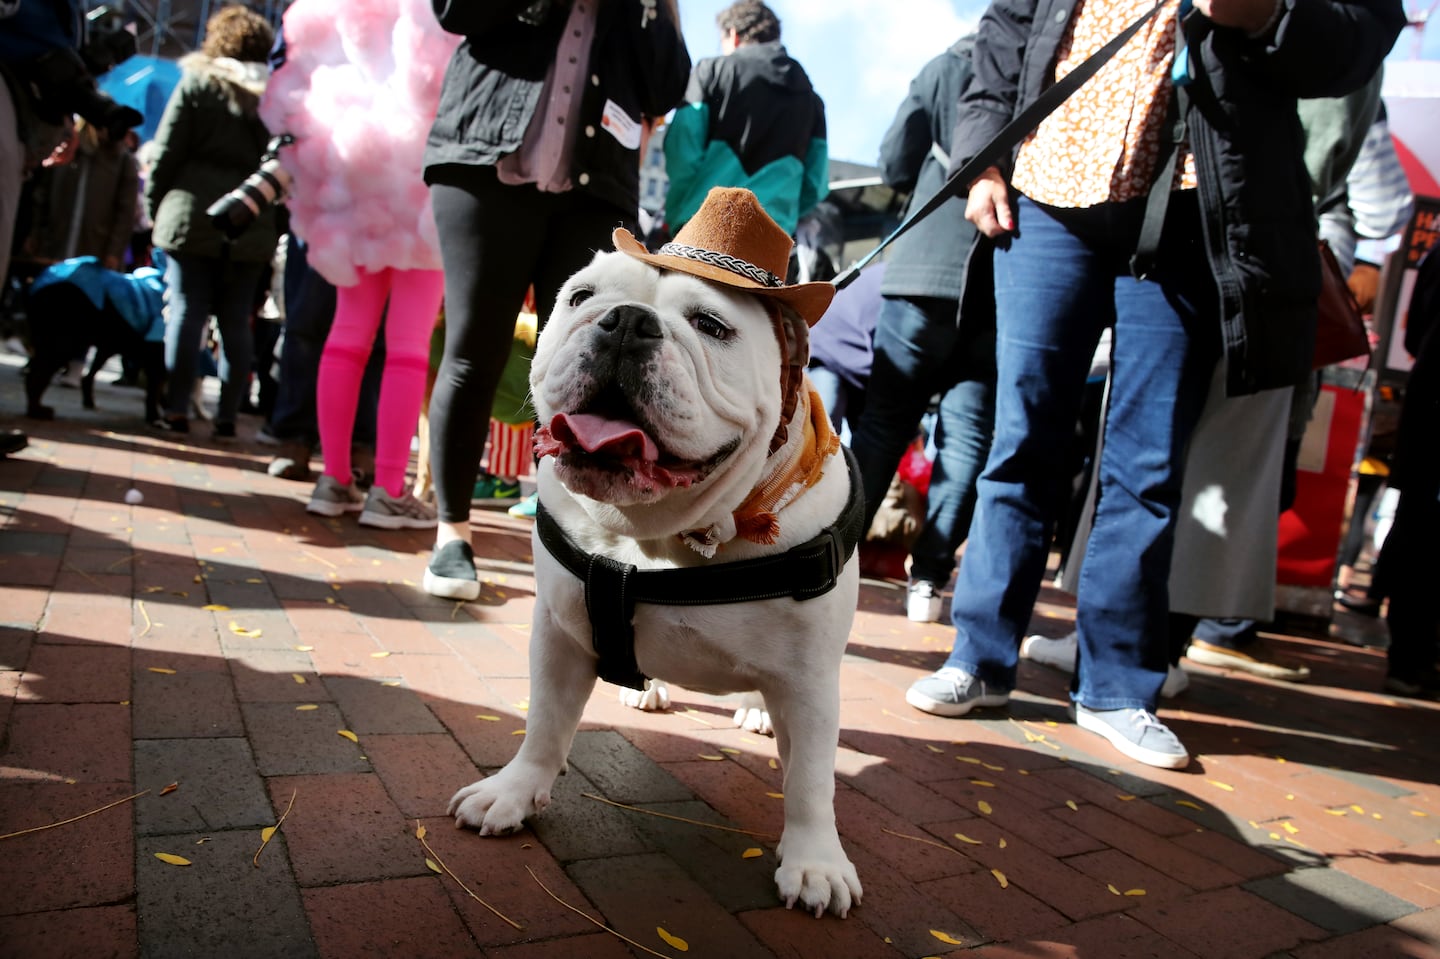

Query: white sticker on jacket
left=600, top=100, right=642, bottom=150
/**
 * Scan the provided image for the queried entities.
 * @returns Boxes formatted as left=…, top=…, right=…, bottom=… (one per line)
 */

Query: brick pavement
left=1, top=360, right=1438, bottom=958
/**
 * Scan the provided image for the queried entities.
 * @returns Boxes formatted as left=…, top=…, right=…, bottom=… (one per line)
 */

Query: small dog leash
left=832, top=0, right=1175, bottom=290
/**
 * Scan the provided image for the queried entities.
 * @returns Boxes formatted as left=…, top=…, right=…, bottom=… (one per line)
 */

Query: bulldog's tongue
left=548, top=412, right=659, bottom=462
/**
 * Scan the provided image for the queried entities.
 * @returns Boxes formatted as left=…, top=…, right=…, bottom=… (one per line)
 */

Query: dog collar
left=535, top=447, right=865, bottom=690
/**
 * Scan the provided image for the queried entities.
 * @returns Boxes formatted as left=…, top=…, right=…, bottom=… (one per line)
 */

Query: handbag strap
left=834, top=0, right=1175, bottom=290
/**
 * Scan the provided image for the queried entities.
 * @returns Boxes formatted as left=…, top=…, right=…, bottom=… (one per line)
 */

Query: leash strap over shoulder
left=833, top=0, right=1174, bottom=290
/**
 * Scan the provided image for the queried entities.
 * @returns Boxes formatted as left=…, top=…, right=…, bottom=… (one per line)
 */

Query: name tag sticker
left=600, top=99, right=642, bottom=150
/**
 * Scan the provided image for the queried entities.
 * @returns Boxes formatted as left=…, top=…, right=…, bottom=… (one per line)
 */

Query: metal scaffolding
left=106, top=0, right=291, bottom=60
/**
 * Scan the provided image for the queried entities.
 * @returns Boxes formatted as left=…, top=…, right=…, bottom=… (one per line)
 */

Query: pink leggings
left=317, top=268, right=443, bottom=498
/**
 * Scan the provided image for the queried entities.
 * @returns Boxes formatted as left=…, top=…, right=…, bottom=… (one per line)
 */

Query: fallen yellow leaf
left=295, top=704, right=319, bottom=711
left=337, top=730, right=359, bottom=742
left=930, top=930, right=964, bottom=945
left=425, top=858, right=443, bottom=874
left=1124, top=888, right=1146, bottom=896
left=720, top=748, right=741, bottom=755
left=977, top=800, right=992, bottom=815
left=416, top=824, right=427, bottom=839
left=159, top=782, right=179, bottom=796
left=1281, top=822, right=1300, bottom=835
left=260, top=826, right=276, bottom=843
left=511, top=729, right=526, bottom=736
left=228, top=621, right=262, bottom=638
left=1350, top=805, right=1365, bottom=814
left=1207, top=780, right=1235, bottom=792
left=742, top=847, right=763, bottom=859
left=1411, top=811, right=1428, bottom=817
left=982, top=763, right=1005, bottom=772
left=292, top=674, right=307, bottom=684
left=953, top=833, right=983, bottom=845
left=999, top=838, right=1008, bottom=849
left=1116, top=794, right=1137, bottom=801
left=154, top=853, right=191, bottom=866
left=1065, top=800, right=1078, bottom=811
left=143, top=586, right=164, bottom=593
left=991, top=868, right=1008, bottom=888
left=657, top=927, right=689, bottom=951
left=370, top=651, right=391, bottom=658
left=1325, top=808, right=1347, bottom=815
left=697, top=754, right=725, bottom=761
left=925, top=745, right=944, bottom=753
left=295, top=645, right=314, bottom=652
left=766, top=792, right=784, bottom=799
left=202, top=604, right=229, bottom=611
left=147, top=667, right=176, bottom=675
left=956, top=755, right=981, bottom=764
left=476, top=714, right=501, bottom=722
left=1176, top=800, right=1205, bottom=811
left=971, top=780, right=995, bottom=788
left=768, top=759, right=779, bottom=769
left=1108, top=883, right=1122, bottom=895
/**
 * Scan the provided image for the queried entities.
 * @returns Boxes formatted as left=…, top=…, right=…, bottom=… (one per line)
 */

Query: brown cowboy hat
left=612, top=187, right=835, bottom=326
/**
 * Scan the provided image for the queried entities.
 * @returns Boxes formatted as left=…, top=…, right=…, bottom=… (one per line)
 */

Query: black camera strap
left=833, top=0, right=1176, bottom=290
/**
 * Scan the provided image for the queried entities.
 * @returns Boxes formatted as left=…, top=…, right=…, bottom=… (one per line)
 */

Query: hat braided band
left=657, top=243, right=783, bottom=288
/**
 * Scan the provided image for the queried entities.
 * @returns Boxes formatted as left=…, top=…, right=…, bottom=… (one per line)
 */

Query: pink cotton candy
left=259, top=0, right=460, bottom=287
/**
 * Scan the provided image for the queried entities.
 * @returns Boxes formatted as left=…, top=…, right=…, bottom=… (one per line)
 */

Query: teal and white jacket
left=663, top=40, right=827, bottom=236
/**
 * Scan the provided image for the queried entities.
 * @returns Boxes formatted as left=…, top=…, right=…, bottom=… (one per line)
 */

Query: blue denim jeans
left=850, top=294, right=995, bottom=585
left=945, top=194, right=1219, bottom=710
left=163, top=252, right=264, bottom=424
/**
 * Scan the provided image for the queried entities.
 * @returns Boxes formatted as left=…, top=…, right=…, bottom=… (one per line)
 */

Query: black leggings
left=428, top=166, right=633, bottom=523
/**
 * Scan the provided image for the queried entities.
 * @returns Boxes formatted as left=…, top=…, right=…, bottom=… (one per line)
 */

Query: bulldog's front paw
left=775, top=830, right=863, bottom=918
left=619, top=679, right=669, bottom=712
left=732, top=691, right=773, bottom=735
left=448, top=769, right=553, bottom=835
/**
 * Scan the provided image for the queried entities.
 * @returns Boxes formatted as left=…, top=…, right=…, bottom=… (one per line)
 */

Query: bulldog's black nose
left=596, top=302, right=662, bottom=354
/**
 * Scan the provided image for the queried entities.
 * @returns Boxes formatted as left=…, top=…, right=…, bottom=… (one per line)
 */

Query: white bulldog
left=447, top=189, right=863, bottom=918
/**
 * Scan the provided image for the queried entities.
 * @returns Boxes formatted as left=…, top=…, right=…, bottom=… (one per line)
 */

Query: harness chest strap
left=535, top=446, right=865, bottom=690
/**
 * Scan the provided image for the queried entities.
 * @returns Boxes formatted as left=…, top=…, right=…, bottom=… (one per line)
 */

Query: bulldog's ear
left=767, top=303, right=810, bottom=455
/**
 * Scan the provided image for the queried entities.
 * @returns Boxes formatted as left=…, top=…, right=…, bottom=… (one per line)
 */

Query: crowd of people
left=2, top=0, right=1434, bottom=771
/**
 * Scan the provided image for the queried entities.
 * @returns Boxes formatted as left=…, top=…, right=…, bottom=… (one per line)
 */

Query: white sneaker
left=1075, top=704, right=1189, bottom=769
left=1019, top=631, right=1078, bottom=672
left=906, top=579, right=943, bottom=622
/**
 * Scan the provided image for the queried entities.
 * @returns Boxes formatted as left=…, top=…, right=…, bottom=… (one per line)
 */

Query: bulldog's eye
left=567, top=286, right=595, bottom=309
left=689, top=309, right=732, bottom=341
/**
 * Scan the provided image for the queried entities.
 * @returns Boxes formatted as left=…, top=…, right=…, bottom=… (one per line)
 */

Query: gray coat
left=876, top=39, right=978, bottom=301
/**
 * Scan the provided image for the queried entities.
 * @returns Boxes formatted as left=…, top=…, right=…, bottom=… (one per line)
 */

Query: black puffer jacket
left=952, top=0, right=1407, bottom=396
left=424, top=0, right=690, bottom=218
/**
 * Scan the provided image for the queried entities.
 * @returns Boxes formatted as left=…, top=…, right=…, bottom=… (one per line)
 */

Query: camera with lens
left=207, top=135, right=295, bottom=240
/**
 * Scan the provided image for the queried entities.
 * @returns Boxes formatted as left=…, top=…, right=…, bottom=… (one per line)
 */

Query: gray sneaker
left=1074, top=704, right=1189, bottom=769
left=360, top=485, right=438, bottom=529
left=906, top=667, right=1010, bottom=717
left=307, top=474, right=365, bottom=516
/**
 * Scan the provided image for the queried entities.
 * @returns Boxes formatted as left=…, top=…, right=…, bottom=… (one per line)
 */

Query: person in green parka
left=144, top=5, right=277, bottom=437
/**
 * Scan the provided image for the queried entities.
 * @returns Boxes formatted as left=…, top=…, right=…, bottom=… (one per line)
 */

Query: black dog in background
left=24, top=268, right=167, bottom=424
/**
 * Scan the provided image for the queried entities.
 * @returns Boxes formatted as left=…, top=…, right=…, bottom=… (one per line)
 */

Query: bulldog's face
left=530, top=252, right=784, bottom=515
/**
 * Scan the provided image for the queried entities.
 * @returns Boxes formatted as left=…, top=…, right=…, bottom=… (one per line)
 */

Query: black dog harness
left=534, top=447, right=865, bottom=690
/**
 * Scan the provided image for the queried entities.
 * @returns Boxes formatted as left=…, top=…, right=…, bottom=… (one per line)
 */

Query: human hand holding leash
left=966, top=166, right=1015, bottom=238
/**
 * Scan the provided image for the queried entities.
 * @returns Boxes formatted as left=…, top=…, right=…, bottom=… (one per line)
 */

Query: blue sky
left=678, top=0, right=1440, bottom=167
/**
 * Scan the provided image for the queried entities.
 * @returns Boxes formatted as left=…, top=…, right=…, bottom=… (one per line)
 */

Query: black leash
left=833, top=0, right=1174, bottom=290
